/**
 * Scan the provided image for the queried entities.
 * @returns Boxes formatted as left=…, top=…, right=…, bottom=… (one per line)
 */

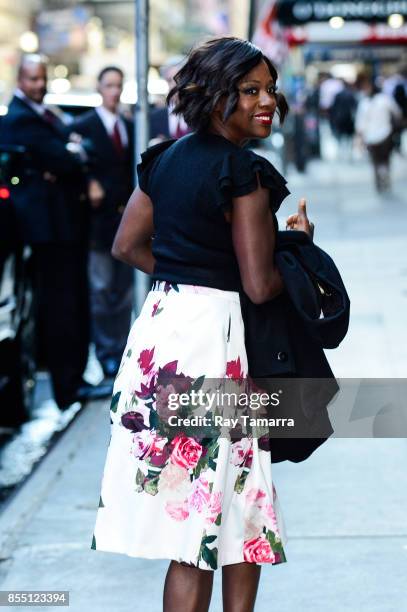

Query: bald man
left=0, top=55, right=112, bottom=410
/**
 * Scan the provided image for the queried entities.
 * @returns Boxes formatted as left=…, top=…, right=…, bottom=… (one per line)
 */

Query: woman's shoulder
left=139, top=132, right=212, bottom=164
left=179, top=131, right=290, bottom=212
left=139, top=138, right=177, bottom=164
left=136, top=138, right=179, bottom=194
left=215, top=144, right=290, bottom=212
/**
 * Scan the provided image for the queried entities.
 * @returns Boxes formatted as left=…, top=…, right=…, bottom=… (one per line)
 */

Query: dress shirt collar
left=15, top=88, right=46, bottom=116
left=96, top=105, right=128, bottom=146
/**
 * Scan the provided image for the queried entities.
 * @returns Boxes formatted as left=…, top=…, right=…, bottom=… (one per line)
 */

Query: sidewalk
left=0, top=155, right=406, bottom=611
left=279, top=151, right=407, bottom=378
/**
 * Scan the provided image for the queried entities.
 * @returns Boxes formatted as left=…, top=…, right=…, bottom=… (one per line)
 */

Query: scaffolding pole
left=133, top=0, right=150, bottom=316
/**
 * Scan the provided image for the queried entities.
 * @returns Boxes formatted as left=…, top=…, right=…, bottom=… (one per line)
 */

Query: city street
left=0, top=150, right=406, bottom=612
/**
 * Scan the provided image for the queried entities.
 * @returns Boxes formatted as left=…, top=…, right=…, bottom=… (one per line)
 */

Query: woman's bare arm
left=231, top=174, right=284, bottom=305
left=111, top=187, right=155, bottom=274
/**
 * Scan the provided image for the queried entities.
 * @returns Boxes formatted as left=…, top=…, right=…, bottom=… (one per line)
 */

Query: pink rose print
left=244, top=489, right=279, bottom=538
left=156, top=362, right=194, bottom=396
left=134, top=378, right=156, bottom=400
left=170, top=434, right=203, bottom=469
left=132, top=430, right=167, bottom=460
left=132, top=430, right=154, bottom=459
left=151, top=299, right=162, bottom=317
left=156, top=384, right=176, bottom=407
left=244, top=516, right=263, bottom=541
left=149, top=435, right=167, bottom=456
left=243, top=536, right=276, bottom=563
left=164, top=282, right=172, bottom=295
left=230, top=438, right=252, bottom=467
left=263, top=503, right=279, bottom=533
left=156, top=383, right=177, bottom=422
left=159, top=462, right=190, bottom=491
left=246, top=488, right=267, bottom=508
left=206, top=491, right=223, bottom=524
left=121, top=411, right=148, bottom=432
left=258, top=435, right=270, bottom=452
left=243, top=447, right=253, bottom=468
left=160, top=360, right=178, bottom=374
left=138, top=348, right=155, bottom=376
left=158, top=372, right=193, bottom=395
left=226, top=357, right=244, bottom=382
left=149, top=444, right=171, bottom=467
left=188, top=476, right=210, bottom=513
left=165, top=499, right=190, bottom=521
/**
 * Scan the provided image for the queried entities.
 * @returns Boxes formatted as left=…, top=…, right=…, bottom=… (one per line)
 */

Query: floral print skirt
left=91, top=281, right=287, bottom=570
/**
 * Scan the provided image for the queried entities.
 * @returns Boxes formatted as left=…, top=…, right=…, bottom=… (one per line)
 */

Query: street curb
left=0, top=402, right=102, bottom=561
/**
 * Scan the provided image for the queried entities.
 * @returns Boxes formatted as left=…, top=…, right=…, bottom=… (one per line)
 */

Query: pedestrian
left=318, top=72, right=344, bottom=118
left=317, top=72, right=345, bottom=159
left=0, top=54, right=112, bottom=410
left=355, top=77, right=402, bottom=193
left=329, top=79, right=357, bottom=160
left=304, top=79, right=322, bottom=159
left=71, top=66, right=134, bottom=380
left=388, top=66, right=407, bottom=151
left=91, top=37, right=315, bottom=611
left=149, top=56, right=191, bottom=142
left=391, top=66, right=407, bottom=122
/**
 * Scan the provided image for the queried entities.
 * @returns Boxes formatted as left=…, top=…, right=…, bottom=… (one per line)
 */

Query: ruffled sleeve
left=216, top=148, right=290, bottom=213
left=136, top=139, right=176, bottom=195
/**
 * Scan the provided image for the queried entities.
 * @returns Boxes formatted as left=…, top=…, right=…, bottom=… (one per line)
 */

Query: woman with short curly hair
left=91, top=36, right=314, bottom=611
left=167, top=37, right=288, bottom=132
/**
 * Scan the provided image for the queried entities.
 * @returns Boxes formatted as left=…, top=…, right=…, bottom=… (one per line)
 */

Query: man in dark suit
left=71, top=66, right=134, bottom=379
left=149, top=58, right=190, bottom=142
left=0, top=54, right=112, bottom=410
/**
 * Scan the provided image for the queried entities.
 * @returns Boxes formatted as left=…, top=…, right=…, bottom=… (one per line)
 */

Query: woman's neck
left=207, top=119, right=248, bottom=148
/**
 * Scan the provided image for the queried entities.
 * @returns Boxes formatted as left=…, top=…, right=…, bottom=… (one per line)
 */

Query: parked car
left=0, top=145, right=36, bottom=428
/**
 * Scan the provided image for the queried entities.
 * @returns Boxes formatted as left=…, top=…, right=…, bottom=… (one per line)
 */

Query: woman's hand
left=88, top=178, right=105, bottom=209
left=285, top=198, right=314, bottom=240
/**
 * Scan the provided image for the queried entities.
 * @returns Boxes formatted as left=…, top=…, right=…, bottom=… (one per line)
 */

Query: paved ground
left=283, top=149, right=407, bottom=379
left=0, top=150, right=406, bottom=612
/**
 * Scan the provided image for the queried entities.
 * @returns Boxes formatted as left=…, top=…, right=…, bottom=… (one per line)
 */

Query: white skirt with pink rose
left=91, top=281, right=287, bottom=570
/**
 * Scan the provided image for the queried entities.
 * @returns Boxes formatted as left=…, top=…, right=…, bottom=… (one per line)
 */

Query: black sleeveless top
left=136, top=131, right=290, bottom=291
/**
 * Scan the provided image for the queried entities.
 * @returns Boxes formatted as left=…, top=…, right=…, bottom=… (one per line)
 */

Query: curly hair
left=167, top=37, right=289, bottom=132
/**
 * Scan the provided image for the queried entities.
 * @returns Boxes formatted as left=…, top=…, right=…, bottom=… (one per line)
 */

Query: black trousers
left=31, top=243, right=90, bottom=408
left=88, top=249, right=134, bottom=365
left=367, top=135, right=394, bottom=192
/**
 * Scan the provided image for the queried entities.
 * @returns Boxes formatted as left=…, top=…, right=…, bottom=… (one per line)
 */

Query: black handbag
left=240, top=230, right=349, bottom=463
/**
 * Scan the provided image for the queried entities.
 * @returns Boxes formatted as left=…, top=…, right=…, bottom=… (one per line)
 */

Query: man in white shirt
left=149, top=57, right=190, bottom=142
left=72, top=67, right=134, bottom=379
left=355, top=79, right=401, bottom=192
left=319, top=74, right=344, bottom=113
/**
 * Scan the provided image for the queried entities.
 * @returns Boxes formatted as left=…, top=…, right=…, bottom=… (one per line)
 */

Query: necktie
left=112, top=120, right=125, bottom=157
left=174, top=118, right=184, bottom=139
left=43, top=108, right=58, bottom=125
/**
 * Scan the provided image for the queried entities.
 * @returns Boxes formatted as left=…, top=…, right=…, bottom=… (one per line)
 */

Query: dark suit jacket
left=72, top=109, right=134, bottom=250
left=149, top=106, right=191, bottom=141
left=240, top=229, right=350, bottom=463
left=149, top=106, right=170, bottom=141
left=0, top=96, right=88, bottom=244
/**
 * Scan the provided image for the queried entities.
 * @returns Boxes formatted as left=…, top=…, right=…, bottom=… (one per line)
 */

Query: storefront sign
left=277, top=0, right=407, bottom=25
left=303, top=42, right=407, bottom=60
